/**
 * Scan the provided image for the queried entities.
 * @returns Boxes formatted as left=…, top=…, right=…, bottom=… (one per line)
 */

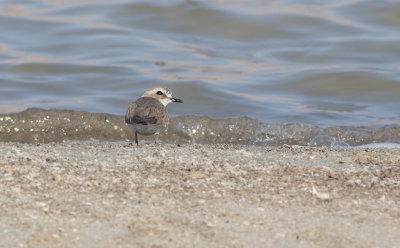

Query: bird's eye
left=156, top=91, right=163, bottom=95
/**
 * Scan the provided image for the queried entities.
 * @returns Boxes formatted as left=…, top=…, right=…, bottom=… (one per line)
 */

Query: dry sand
left=0, top=142, right=399, bottom=247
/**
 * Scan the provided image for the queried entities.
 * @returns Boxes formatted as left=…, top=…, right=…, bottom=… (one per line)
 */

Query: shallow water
left=1, top=0, right=400, bottom=128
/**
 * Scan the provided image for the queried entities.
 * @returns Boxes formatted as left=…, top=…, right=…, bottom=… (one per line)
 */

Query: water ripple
left=0, top=0, right=399, bottom=128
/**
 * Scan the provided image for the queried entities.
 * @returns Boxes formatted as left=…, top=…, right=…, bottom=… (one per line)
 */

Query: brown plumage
left=125, top=86, right=183, bottom=144
left=125, top=97, right=169, bottom=127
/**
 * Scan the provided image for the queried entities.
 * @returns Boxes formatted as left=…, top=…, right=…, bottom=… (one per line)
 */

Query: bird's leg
left=135, top=131, right=138, bottom=145
left=155, top=134, right=159, bottom=145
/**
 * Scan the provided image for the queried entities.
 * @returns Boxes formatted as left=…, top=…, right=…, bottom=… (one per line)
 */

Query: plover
left=125, top=86, right=183, bottom=144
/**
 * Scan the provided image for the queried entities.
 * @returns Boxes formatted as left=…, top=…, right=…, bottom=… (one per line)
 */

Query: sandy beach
left=2, top=0, right=400, bottom=246
left=0, top=142, right=399, bottom=247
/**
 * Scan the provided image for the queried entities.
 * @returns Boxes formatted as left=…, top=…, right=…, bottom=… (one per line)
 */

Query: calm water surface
left=1, top=0, right=400, bottom=127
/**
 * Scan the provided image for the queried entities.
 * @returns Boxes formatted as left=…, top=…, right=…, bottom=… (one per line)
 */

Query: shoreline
left=0, top=142, right=399, bottom=247
left=1, top=108, right=400, bottom=147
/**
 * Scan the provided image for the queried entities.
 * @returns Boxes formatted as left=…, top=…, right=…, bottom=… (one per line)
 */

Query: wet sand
left=0, top=142, right=399, bottom=247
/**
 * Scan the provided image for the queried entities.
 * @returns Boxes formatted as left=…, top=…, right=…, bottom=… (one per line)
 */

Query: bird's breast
left=128, top=123, right=165, bottom=136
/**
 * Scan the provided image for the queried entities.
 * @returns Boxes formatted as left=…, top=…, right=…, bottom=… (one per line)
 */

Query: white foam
left=353, top=143, right=400, bottom=149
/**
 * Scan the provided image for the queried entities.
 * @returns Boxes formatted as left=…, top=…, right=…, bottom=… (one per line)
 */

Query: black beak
left=171, top=97, right=183, bottom=103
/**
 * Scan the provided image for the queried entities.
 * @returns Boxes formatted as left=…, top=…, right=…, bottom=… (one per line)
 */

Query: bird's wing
left=131, top=114, right=157, bottom=125
left=125, top=98, right=167, bottom=126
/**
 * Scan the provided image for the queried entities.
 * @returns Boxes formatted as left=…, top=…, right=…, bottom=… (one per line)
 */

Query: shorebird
left=125, top=86, right=183, bottom=144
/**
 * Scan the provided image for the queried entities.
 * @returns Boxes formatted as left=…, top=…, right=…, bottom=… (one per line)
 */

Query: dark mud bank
left=0, top=108, right=399, bottom=146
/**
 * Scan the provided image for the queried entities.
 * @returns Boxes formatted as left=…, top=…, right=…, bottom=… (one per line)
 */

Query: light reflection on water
left=0, top=0, right=399, bottom=128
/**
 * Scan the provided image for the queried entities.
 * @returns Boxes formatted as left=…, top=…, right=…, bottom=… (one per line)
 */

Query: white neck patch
left=159, top=97, right=172, bottom=106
